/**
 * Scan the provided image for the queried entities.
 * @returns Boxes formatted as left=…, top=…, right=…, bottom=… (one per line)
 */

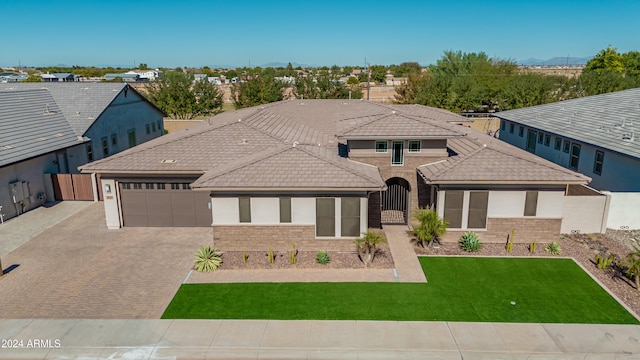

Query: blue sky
left=3, top=0, right=639, bottom=68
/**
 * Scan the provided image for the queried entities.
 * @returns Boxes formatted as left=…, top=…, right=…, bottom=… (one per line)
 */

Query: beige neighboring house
left=80, top=100, right=594, bottom=251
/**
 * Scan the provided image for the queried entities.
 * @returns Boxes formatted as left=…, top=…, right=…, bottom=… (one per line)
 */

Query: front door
left=392, top=141, right=404, bottom=165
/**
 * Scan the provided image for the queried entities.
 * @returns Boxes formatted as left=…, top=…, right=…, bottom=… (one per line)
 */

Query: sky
left=3, top=0, right=640, bottom=68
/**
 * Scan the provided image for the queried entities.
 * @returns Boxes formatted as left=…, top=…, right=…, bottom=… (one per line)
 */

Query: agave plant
left=316, top=251, right=331, bottom=265
left=194, top=245, right=222, bottom=272
left=459, top=231, right=482, bottom=252
left=544, top=241, right=562, bottom=255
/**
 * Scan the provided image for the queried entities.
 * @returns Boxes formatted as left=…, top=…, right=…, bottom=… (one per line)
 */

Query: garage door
left=119, top=182, right=211, bottom=227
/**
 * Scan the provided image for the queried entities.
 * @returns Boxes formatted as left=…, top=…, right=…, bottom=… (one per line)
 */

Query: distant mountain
left=261, top=62, right=315, bottom=68
left=518, top=56, right=592, bottom=66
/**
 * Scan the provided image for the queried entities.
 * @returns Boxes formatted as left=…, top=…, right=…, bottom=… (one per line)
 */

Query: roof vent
left=75, top=111, right=80, bottom=116
left=55, top=133, right=64, bottom=137
left=299, top=102, right=306, bottom=106
left=623, top=132, right=635, bottom=141
left=161, top=159, right=177, bottom=164
left=238, top=118, right=242, bottom=122
left=2, top=145, right=15, bottom=149
left=38, top=137, right=48, bottom=141
left=392, top=110, right=396, bottom=114
left=293, top=141, right=299, bottom=147
left=239, top=139, right=248, bottom=145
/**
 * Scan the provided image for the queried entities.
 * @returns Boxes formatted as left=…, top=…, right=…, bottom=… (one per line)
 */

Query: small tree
left=625, top=247, right=640, bottom=291
left=411, top=206, right=447, bottom=247
left=355, top=231, right=385, bottom=267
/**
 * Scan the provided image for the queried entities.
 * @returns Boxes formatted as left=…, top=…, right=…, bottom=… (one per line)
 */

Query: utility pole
left=367, top=62, right=371, bottom=101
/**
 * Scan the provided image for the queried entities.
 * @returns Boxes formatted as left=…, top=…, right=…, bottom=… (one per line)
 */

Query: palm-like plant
left=194, top=245, right=223, bottom=272
left=412, top=206, right=448, bottom=247
left=355, top=231, right=386, bottom=267
left=625, top=247, right=640, bottom=291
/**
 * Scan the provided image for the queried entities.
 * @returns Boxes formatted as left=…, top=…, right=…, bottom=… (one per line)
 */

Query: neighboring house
left=496, top=88, right=640, bottom=229
left=104, top=73, right=140, bottom=82
left=0, top=83, right=165, bottom=221
left=81, top=100, right=594, bottom=251
left=41, top=73, right=76, bottom=82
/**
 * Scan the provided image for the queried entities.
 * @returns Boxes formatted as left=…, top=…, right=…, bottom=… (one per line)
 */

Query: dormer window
left=408, top=140, right=421, bottom=152
left=375, top=141, right=388, bottom=153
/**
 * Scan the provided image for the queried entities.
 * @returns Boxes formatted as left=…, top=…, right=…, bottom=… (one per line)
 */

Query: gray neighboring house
left=81, top=100, right=597, bottom=251
left=0, top=83, right=165, bottom=222
left=497, top=88, right=640, bottom=229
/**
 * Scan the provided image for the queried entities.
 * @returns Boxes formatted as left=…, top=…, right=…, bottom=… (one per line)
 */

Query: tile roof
left=0, top=83, right=162, bottom=136
left=336, top=112, right=462, bottom=139
left=496, top=88, right=640, bottom=159
left=191, top=145, right=384, bottom=190
left=0, top=90, right=83, bottom=166
left=418, top=129, right=590, bottom=184
left=81, top=99, right=588, bottom=188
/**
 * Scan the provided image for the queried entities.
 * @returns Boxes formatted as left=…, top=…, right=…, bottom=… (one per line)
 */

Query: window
left=152, top=122, right=157, bottom=132
left=157, top=120, right=162, bottom=132
left=121, top=183, right=131, bottom=190
left=554, top=137, right=561, bottom=150
left=171, top=183, right=180, bottom=190
left=375, top=141, right=388, bottom=153
left=569, top=143, right=581, bottom=170
left=341, top=198, right=361, bottom=237
left=133, top=183, right=142, bottom=190
left=182, top=183, right=190, bottom=190
left=509, top=123, right=514, bottom=134
left=408, top=140, right=421, bottom=152
left=86, top=142, right=94, bottom=162
left=239, top=197, right=251, bottom=223
left=146, top=124, right=151, bottom=135
left=467, top=192, right=488, bottom=229
left=518, top=126, right=524, bottom=137
left=544, top=134, right=550, bottom=147
left=443, top=191, right=464, bottom=229
left=111, top=134, right=118, bottom=146
left=391, top=141, right=404, bottom=165
left=279, top=197, right=291, bottom=223
left=145, top=183, right=154, bottom=190
left=316, top=198, right=335, bottom=237
left=501, top=121, right=506, bottom=131
left=563, top=140, right=570, bottom=153
left=156, top=183, right=166, bottom=190
left=593, top=150, right=604, bottom=175
left=101, top=137, right=109, bottom=156
left=537, top=132, right=544, bottom=144
left=526, top=130, right=537, bottom=153
left=128, top=129, right=136, bottom=147
left=524, top=191, right=538, bottom=216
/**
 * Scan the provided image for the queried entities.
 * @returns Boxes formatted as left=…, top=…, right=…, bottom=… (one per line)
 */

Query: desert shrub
left=316, top=251, right=331, bottom=265
left=267, top=248, right=275, bottom=264
left=544, top=241, right=562, bottom=255
left=459, top=231, right=482, bottom=252
left=595, top=253, right=615, bottom=270
left=289, top=242, right=297, bottom=265
left=529, top=240, right=537, bottom=254
left=194, top=245, right=222, bottom=272
left=506, top=229, right=514, bottom=253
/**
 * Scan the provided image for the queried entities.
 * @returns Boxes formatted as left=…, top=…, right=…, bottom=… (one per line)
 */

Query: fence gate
left=381, top=177, right=411, bottom=224
left=51, top=174, right=95, bottom=201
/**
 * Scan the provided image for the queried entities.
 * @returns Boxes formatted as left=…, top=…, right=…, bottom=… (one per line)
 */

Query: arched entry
left=381, top=177, right=411, bottom=224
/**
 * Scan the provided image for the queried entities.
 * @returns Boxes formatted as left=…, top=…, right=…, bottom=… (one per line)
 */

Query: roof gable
left=337, top=112, right=462, bottom=139
left=0, top=90, right=82, bottom=166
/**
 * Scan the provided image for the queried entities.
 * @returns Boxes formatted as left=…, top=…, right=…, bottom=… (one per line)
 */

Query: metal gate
left=381, top=177, right=410, bottom=224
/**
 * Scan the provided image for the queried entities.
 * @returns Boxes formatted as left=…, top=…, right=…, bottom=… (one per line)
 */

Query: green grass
left=162, top=257, right=638, bottom=324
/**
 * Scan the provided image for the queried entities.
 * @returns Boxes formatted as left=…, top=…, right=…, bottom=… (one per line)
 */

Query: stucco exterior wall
left=604, top=191, right=640, bottom=230
left=100, top=178, right=122, bottom=229
left=211, top=196, right=368, bottom=237
left=0, top=153, right=68, bottom=221
left=561, top=194, right=608, bottom=234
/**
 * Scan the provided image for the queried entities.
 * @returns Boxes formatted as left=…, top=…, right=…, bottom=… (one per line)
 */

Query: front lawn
left=162, top=257, right=638, bottom=324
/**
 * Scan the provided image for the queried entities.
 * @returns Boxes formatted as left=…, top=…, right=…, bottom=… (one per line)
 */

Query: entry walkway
left=1, top=319, right=639, bottom=359
left=384, top=224, right=427, bottom=282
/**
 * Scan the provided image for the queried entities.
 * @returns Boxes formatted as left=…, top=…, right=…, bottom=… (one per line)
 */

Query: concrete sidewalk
left=1, top=319, right=639, bottom=359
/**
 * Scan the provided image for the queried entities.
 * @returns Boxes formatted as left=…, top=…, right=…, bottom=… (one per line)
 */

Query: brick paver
left=383, top=225, right=428, bottom=282
left=0, top=203, right=210, bottom=319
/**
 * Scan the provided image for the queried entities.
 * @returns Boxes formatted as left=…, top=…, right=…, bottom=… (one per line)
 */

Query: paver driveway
left=0, top=203, right=210, bottom=319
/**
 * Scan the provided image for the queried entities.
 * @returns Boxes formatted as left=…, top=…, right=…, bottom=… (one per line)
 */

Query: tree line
left=395, top=47, right=640, bottom=113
